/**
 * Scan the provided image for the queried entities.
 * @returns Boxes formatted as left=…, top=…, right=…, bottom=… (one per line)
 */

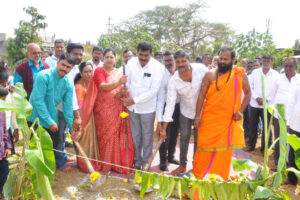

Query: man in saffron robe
left=193, top=46, right=251, bottom=180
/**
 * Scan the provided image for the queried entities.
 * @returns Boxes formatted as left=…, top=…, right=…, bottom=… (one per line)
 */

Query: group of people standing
left=241, top=55, right=300, bottom=185
left=0, top=38, right=299, bottom=194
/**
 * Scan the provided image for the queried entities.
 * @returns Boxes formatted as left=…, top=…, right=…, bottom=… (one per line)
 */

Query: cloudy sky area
left=1, top=0, right=299, bottom=48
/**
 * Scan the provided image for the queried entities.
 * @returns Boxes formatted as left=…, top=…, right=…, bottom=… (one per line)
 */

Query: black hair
left=284, top=57, right=298, bottom=67
left=195, top=57, right=202, bottom=63
left=262, top=54, right=273, bottom=61
left=218, top=46, right=236, bottom=59
left=59, top=53, right=76, bottom=65
left=216, top=46, right=235, bottom=91
left=202, top=53, right=211, bottom=59
left=0, top=64, right=10, bottom=81
left=154, top=52, right=163, bottom=57
left=92, top=46, right=103, bottom=53
left=103, top=48, right=116, bottom=57
left=123, top=49, right=133, bottom=56
left=66, top=43, right=84, bottom=53
left=254, top=59, right=261, bottom=65
left=54, top=39, right=64, bottom=46
left=0, top=86, right=8, bottom=98
left=43, top=50, right=53, bottom=57
left=137, top=41, right=153, bottom=53
left=163, top=50, right=174, bottom=57
left=74, top=62, right=93, bottom=85
left=174, top=50, right=190, bottom=60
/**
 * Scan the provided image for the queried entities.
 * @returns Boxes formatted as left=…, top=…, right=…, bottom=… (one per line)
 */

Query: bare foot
left=60, top=166, right=74, bottom=173
left=170, top=166, right=186, bottom=176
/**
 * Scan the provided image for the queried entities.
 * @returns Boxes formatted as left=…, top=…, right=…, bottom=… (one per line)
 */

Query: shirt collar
left=52, top=55, right=58, bottom=60
left=28, top=59, right=44, bottom=69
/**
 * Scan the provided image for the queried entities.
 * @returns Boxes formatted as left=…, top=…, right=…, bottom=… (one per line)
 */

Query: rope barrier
left=52, top=148, right=141, bottom=173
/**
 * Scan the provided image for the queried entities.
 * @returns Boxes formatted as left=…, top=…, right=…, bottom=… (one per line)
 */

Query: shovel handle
left=74, top=141, right=95, bottom=173
left=144, top=138, right=164, bottom=172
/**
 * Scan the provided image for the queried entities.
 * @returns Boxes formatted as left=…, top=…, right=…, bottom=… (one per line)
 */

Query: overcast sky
left=1, top=0, right=299, bottom=48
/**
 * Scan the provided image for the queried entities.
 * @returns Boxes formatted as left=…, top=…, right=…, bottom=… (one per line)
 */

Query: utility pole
left=266, top=19, right=271, bottom=33
left=106, top=16, right=113, bottom=46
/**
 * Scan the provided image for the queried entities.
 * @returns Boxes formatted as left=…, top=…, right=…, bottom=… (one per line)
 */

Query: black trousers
left=0, top=159, right=9, bottom=194
left=273, top=117, right=280, bottom=167
left=27, top=122, right=58, bottom=150
left=159, top=103, right=180, bottom=165
left=288, top=129, right=300, bottom=185
left=247, top=106, right=273, bottom=151
left=243, top=105, right=250, bottom=137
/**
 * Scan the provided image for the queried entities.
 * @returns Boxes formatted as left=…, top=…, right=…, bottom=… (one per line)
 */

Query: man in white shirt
left=123, top=49, right=135, bottom=65
left=45, top=39, right=66, bottom=69
left=286, top=76, right=300, bottom=185
left=156, top=51, right=180, bottom=171
left=88, top=46, right=103, bottom=71
left=246, top=54, right=279, bottom=152
left=123, top=41, right=164, bottom=170
left=272, top=57, right=299, bottom=170
left=159, top=50, right=208, bottom=176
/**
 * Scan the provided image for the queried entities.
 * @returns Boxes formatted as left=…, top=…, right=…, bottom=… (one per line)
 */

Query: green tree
left=233, top=28, right=276, bottom=61
left=98, top=1, right=233, bottom=59
left=5, top=6, right=47, bottom=68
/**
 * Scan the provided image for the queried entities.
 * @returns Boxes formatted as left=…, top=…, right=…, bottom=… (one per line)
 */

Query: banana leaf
left=232, top=159, right=259, bottom=172
left=0, top=99, right=15, bottom=112
left=252, top=186, right=272, bottom=199
left=268, top=104, right=287, bottom=187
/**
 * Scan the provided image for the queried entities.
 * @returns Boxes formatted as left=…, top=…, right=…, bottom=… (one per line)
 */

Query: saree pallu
left=193, top=67, right=245, bottom=180
left=76, top=82, right=101, bottom=172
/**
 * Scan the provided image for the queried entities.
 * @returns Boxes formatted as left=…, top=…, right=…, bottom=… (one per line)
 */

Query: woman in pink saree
left=81, top=49, right=134, bottom=173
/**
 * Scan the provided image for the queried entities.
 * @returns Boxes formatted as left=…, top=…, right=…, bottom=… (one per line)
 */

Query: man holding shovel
left=160, top=50, right=208, bottom=176
left=122, top=41, right=164, bottom=170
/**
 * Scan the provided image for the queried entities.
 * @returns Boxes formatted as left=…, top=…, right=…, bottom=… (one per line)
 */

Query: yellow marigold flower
left=89, top=171, right=101, bottom=183
left=72, top=194, right=76, bottom=198
left=136, top=176, right=142, bottom=184
left=205, top=173, right=223, bottom=182
left=120, top=111, right=129, bottom=118
left=123, top=179, right=128, bottom=183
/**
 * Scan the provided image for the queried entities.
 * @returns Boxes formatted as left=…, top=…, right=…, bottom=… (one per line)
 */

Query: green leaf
left=134, top=170, right=141, bottom=184
left=25, top=149, right=54, bottom=176
left=232, top=159, right=259, bottom=172
left=140, top=172, right=150, bottom=197
left=152, top=173, right=160, bottom=190
left=14, top=83, right=32, bottom=119
left=3, top=168, right=18, bottom=199
left=0, top=99, right=15, bottom=112
left=166, top=177, right=176, bottom=198
left=286, top=167, right=300, bottom=179
left=268, top=104, right=288, bottom=187
left=254, top=166, right=263, bottom=181
left=287, top=134, right=300, bottom=151
left=252, top=186, right=272, bottom=199
left=295, top=149, right=300, bottom=169
left=35, top=125, right=56, bottom=184
left=176, top=178, right=182, bottom=200
left=13, top=83, right=32, bottom=135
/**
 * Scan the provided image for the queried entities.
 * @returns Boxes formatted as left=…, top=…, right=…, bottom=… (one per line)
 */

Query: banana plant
left=2, top=83, right=55, bottom=200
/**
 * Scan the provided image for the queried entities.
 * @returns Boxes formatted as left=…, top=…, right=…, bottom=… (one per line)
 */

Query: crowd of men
left=1, top=39, right=300, bottom=186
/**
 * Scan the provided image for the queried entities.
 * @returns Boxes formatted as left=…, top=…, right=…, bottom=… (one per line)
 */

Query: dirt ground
left=51, top=134, right=300, bottom=200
